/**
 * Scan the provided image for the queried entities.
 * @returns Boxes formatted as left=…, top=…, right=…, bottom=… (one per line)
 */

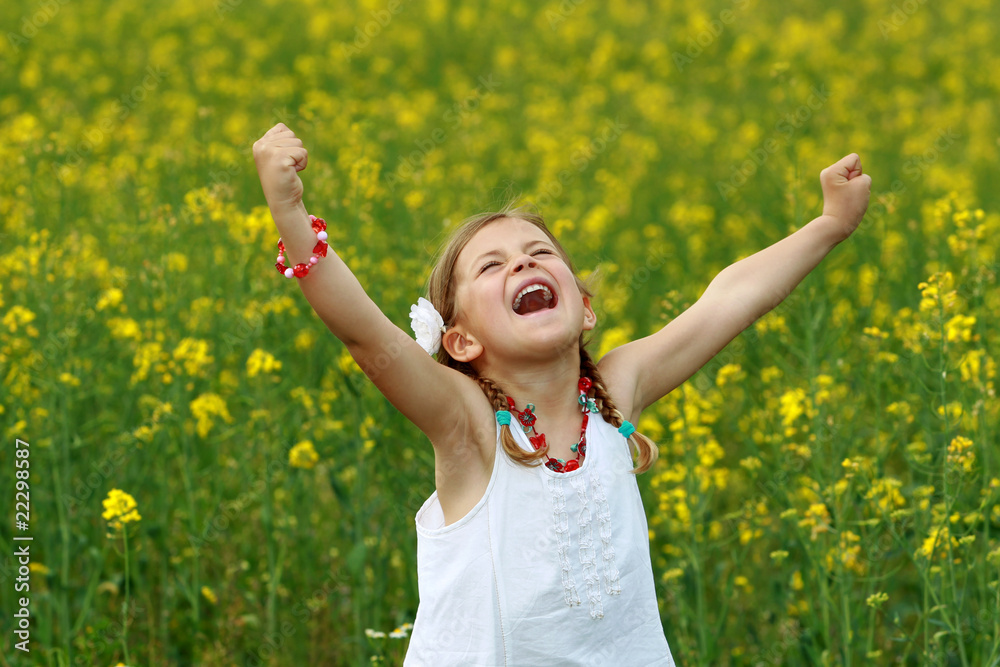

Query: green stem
left=866, top=605, right=877, bottom=658
left=261, top=434, right=278, bottom=639
left=71, top=542, right=109, bottom=636
left=677, top=387, right=709, bottom=664
left=923, top=582, right=929, bottom=661
left=180, top=426, right=201, bottom=629
left=802, top=291, right=836, bottom=655
left=51, top=412, right=72, bottom=662
left=935, top=295, right=970, bottom=667
left=122, top=530, right=132, bottom=666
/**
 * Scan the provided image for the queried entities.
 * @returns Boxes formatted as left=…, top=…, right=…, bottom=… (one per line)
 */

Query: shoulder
left=596, top=351, right=641, bottom=425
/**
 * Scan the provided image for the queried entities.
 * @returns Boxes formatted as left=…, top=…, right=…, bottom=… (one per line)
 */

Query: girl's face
left=447, top=217, right=596, bottom=366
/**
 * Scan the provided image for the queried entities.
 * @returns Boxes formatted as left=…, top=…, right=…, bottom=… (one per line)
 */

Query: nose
left=512, top=255, right=537, bottom=273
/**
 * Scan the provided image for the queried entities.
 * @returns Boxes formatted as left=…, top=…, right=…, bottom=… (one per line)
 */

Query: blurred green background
left=1, top=0, right=998, bottom=664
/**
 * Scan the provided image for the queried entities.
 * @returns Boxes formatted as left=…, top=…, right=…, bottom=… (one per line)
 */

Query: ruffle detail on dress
left=547, top=475, right=581, bottom=607
left=590, top=468, right=621, bottom=595
left=571, top=474, right=604, bottom=619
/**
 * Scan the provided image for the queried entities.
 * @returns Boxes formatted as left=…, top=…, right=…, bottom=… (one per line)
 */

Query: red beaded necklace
left=507, top=377, right=598, bottom=473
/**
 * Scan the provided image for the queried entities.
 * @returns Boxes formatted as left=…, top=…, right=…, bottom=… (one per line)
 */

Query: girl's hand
left=820, top=153, right=872, bottom=241
left=252, top=123, right=309, bottom=213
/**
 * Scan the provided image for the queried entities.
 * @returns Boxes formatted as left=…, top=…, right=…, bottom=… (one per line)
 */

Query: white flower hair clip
left=409, top=297, right=447, bottom=356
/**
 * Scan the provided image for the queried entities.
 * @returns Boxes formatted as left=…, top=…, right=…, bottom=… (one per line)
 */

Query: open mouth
left=512, top=283, right=558, bottom=315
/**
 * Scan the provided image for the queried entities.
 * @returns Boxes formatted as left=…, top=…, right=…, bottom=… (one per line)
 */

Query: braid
left=579, top=346, right=659, bottom=474
left=460, top=349, right=658, bottom=473
left=467, top=372, right=550, bottom=467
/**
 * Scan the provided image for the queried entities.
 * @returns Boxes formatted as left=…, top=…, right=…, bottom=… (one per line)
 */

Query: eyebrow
left=470, top=240, right=551, bottom=275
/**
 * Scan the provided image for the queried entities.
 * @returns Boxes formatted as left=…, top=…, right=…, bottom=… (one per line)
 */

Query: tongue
left=516, top=290, right=552, bottom=314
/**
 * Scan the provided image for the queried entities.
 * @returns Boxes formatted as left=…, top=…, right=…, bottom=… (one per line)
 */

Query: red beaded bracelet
left=275, top=215, right=329, bottom=278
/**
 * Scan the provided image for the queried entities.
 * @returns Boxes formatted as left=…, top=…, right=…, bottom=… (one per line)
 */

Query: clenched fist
left=253, top=123, right=309, bottom=213
left=820, top=153, right=872, bottom=241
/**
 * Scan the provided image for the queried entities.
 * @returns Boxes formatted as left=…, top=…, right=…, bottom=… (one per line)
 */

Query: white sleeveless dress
left=403, top=410, right=676, bottom=666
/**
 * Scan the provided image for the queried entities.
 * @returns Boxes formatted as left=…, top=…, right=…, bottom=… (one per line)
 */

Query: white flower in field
left=409, top=297, right=447, bottom=355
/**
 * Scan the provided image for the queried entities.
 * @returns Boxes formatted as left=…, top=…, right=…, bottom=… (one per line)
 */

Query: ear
left=582, top=296, right=597, bottom=331
left=442, top=326, right=484, bottom=363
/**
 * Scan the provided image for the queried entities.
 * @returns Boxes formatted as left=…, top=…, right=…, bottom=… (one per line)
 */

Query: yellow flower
left=945, top=314, right=977, bottom=342
left=295, top=329, right=317, bottom=352
left=360, top=414, right=377, bottom=439
left=778, top=388, right=810, bottom=427
left=132, top=425, right=156, bottom=446
left=916, top=526, right=959, bottom=560
left=866, top=592, right=888, bottom=609
left=172, top=338, right=214, bottom=377
left=936, top=402, right=963, bottom=421
left=289, top=440, right=319, bottom=469
left=189, top=393, right=234, bottom=439
left=798, top=503, right=831, bottom=540
left=59, top=372, right=82, bottom=387
left=598, top=325, right=632, bottom=359
left=760, top=366, right=782, bottom=383
left=754, top=311, right=788, bottom=335
left=958, top=350, right=995, bottom=385
left=862, top=326, right=889, bottom=339
left=29, top=562, right=50, bottom=575
left=166, top=252, right=189, bottom=272
left=246, top=348, right=282, bottom=379
left=291, top=386, right=316, bottom=412
left=338, top=347, right=361, bottom=375
left=917, top=271, right=957, bottom=313
left=826, top=530, right=865, bottom=575
left=108, top=317, right=142, bottom=342
left=715, top=363, right=745, bottom=387
left=201, top=586, right=218, bottom=605
left=875, top=350, right=899, bottom=364
left=96, top=288, right=125, bottom=311
left=865, top=477, right=906, bottom=512
left=3, top=305, right=38, bottom=336
left=946, top=435, right=975, bottom=473
left=102, top=489, right=141, bottom=532
left=552, top=218, right=575, bottom=236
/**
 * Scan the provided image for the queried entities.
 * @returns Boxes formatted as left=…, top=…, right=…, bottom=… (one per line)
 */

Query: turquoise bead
left=618, top=420, right=636, bottom=438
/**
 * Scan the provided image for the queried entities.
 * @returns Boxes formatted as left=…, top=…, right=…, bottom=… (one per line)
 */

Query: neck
left=474, top=347, right=584, bottom=424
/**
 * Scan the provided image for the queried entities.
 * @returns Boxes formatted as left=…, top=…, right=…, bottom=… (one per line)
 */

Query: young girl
left=253, top=123, right=871, bottom=665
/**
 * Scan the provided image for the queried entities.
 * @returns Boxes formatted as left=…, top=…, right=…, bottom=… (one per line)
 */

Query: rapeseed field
left=1, top=0, right=998, bottom=664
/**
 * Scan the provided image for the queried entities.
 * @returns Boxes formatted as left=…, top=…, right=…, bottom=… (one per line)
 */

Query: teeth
left=512, top=283, right=553, bottom=311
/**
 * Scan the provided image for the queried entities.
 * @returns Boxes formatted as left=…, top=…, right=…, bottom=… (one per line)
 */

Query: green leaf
left=346, top=540, right=367, bottom=577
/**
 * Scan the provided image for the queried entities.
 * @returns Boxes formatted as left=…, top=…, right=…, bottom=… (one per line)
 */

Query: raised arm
left=252, top=124, right=493, bottom=452
left=599, top=153, right=872, bottom=418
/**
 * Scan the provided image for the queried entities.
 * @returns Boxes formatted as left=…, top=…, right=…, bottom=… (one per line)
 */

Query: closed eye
left=478, top=249, right=554, bottom=274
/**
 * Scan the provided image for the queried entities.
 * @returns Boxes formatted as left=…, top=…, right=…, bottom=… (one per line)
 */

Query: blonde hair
left=424, top=196, right=658, bottom=475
